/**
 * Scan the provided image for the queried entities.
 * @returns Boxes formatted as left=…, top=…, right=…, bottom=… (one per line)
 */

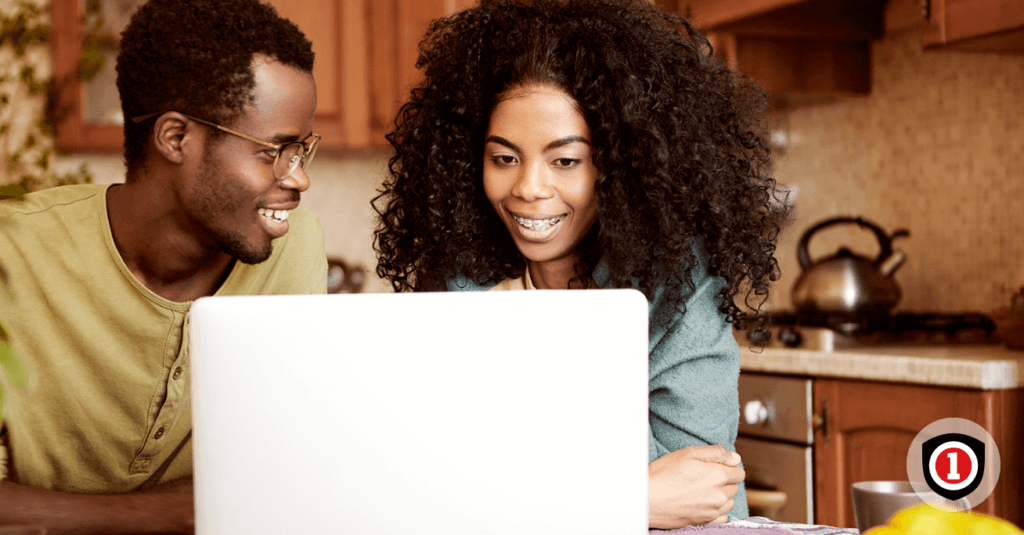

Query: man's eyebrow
left=267, top=131, right=310, bottom=145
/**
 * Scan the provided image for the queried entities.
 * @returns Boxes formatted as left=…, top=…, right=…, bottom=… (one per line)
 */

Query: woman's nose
left=511, top=162, right=553, bottom=201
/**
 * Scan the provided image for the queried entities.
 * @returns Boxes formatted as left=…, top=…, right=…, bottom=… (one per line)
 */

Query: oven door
left=736, top=436, right=813, bottom=523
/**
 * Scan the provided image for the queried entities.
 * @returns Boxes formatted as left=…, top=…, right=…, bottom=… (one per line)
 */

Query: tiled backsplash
left=765, top=8, right=1024, bottom=315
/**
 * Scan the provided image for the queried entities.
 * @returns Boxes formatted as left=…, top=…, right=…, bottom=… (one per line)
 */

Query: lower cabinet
left=812, top=379, right=1023, bottom=527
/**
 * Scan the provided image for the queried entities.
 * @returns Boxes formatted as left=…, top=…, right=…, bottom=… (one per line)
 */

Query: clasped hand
left=648, top=445, right=745, bottom=529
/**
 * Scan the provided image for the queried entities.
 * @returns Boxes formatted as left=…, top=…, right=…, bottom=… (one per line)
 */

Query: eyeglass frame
left=131, top=111, right=320, bottom=181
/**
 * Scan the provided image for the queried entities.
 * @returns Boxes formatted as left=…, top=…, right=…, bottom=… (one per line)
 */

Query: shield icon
left=922, top=432, right=986, bottom=501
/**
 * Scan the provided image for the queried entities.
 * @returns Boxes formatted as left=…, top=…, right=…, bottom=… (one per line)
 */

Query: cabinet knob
left=744, top=400, right=769, bottom=425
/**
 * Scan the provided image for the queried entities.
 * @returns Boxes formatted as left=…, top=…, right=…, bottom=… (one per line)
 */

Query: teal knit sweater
left=448, top=249, right=749, bottom=519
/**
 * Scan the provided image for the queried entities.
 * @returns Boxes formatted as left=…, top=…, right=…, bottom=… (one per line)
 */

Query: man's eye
left=262, top=148, right=280, bottom=159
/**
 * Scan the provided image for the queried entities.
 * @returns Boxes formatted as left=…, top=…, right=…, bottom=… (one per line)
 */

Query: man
left=0, top=0, right=326, bottom=532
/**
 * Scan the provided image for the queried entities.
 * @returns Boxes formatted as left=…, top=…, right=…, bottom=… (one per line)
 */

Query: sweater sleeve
left=646, top=254, right=749, bottom=519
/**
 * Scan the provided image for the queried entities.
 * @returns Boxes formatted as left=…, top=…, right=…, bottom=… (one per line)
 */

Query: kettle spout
left=879, top=249, right=907, bottom=277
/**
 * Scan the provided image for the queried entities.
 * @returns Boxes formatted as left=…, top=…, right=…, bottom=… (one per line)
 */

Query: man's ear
left=152, top=112, right=193, bottom=164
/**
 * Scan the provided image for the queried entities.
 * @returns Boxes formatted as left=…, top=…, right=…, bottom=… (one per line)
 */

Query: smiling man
left=0, top=0, right=326, bottom=532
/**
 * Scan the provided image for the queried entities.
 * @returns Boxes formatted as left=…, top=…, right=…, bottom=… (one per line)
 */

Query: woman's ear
left=152, top=112, right=191, bottom=164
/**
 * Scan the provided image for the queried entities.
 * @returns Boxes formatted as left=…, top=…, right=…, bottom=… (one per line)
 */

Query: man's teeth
left=513, top=214, right=565, bottom=232
left=258, top=208, right=290, bottom=222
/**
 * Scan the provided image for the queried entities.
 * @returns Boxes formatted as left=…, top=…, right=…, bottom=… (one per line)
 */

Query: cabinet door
left=813, top=379, right=1022, bottom=527
left=366, top=0, right=477, bottom=147
left=51, top=0, right=477, bottom=152
left=923, top=0, right=1024, bottom=52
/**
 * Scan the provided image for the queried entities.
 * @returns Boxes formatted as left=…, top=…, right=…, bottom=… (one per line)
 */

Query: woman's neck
left=527, top=256, right=583, bottom=290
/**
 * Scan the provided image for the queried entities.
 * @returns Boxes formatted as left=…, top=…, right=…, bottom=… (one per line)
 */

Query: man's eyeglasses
left=131, top=111, right=320, bottom=181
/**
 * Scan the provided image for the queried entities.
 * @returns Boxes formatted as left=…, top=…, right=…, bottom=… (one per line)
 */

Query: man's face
left=183, top=58, right=318, bottom=265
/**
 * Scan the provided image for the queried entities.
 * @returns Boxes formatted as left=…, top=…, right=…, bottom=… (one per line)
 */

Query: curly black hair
left=374, top=0, right=785, bottom=330
left=116, top=0, right=314, bottom=177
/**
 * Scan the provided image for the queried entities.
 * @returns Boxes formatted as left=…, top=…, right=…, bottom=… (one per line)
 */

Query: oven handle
left=746, top=488, right=788, bottom=518
left=812, top=397, right=829, bottom=445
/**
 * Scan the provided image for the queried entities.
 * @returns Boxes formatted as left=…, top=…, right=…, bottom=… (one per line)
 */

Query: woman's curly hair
left=116, top=0, right=314, bottom=177
left=374, top=0, right=785, bottom=330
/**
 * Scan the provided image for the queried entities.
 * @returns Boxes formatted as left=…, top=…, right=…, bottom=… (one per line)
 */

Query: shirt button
left=154, top=427, right=165, bottom=440
left=172, top=366, right=182, bottom=380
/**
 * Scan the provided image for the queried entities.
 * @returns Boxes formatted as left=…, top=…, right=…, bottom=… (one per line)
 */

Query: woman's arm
left=645, top=251, right=749, bottom=526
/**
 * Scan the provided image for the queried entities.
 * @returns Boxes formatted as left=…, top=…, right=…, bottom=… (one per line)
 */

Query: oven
left=736, top=372, right=816, bottom=523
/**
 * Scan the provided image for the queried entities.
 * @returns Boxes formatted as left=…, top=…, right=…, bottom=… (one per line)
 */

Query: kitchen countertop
left=738, top=341, right=1024, bottom=390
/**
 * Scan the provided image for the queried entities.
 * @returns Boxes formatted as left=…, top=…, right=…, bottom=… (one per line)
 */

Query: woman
left=374, top=0, right=784, bottom=527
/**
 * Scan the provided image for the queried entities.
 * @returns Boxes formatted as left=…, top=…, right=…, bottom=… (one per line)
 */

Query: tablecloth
left=651, top=516, right=859, bottom=535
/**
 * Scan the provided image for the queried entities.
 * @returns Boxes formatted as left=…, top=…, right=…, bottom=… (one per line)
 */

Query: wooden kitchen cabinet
left=677, top=0, right=886, bottom=104
left=51, top=0, right=474, bottom=152
left=813, top=378, right=1023, bottom=527
left=922, top=0, right=1024, bottom=52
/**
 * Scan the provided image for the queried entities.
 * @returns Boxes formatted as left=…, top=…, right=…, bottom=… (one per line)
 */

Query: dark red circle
left=934, top=445, right=973, bottom=485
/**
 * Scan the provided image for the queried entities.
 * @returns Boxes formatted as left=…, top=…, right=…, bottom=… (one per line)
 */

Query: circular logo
left=906, top=418, right=1000, bottom=511
left=928, top=441, right=978, bottom=491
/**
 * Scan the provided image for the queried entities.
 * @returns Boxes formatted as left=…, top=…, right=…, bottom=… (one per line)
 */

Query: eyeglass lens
left=276, top=137, right=319, bottom=180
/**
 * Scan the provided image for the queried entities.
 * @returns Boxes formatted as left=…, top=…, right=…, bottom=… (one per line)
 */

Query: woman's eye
left=553, top=158, right=581, bottom=169
left=491, top=154, right=517, bottom=166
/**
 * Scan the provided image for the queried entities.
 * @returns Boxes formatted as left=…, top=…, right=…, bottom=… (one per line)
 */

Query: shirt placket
left=129, top=310, right=191, bottom=474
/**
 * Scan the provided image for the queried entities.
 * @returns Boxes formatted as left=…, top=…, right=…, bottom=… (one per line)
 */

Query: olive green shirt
left=0, top=184, right=327, bottom=493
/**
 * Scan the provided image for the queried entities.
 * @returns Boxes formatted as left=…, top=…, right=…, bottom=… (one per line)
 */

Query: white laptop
left=189, top=290, right=649, bottom=534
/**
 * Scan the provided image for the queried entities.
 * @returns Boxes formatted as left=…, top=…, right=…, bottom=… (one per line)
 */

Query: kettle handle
left=796, top=216, right=905, bottom=270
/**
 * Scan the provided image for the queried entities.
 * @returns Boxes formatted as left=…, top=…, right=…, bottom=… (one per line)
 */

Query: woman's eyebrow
left=485, top=135, right=591, bottom=152
left=485, top=135, right=521, bottom=153
left=545, top=136, right=590, bottom=151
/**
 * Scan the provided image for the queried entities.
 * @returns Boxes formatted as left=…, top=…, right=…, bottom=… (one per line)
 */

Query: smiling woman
left=482, top=84, right=600, bottom=290
left=373, top=0, right=786, bottom=528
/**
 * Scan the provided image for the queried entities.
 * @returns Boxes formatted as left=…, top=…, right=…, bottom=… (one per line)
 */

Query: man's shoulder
left=0, top=184, right=106, bottom=219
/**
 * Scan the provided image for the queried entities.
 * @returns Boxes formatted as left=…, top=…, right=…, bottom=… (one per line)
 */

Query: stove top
left=743, top=311, right=997, bottom=351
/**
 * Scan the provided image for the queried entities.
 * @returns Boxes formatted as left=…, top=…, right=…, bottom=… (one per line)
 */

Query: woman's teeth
left=513, top=214, right=565, bottom=232
left=258, top=208, right=289, bottom=222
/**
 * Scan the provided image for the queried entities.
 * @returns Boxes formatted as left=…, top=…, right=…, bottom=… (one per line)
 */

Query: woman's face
left=483, top=83, right=599, bottom=271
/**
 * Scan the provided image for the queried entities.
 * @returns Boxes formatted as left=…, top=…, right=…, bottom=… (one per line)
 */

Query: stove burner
left=766, top=311, right=996, bottom=337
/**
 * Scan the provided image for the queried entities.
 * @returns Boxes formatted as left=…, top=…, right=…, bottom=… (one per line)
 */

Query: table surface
left=653, top=516, right=859, bottom=534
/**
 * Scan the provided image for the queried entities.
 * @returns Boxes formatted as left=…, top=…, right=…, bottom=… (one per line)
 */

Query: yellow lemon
left=887, top=502, right=1024, bottom=535
left=864, top=527, right=905, bottom=535
left=961, top=513, right=1024, bottom=535
left=889, top=503, right=963, bottom=535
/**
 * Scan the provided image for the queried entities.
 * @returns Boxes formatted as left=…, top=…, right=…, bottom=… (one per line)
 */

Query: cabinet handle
left=813, top=397, right=830, bottom=445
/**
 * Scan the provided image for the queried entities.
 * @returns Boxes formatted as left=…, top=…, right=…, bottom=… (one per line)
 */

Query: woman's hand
left=648, top=445, right=745, bottom=529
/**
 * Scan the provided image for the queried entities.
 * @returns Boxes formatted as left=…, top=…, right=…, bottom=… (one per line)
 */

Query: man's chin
left=219, top=233, right=274, bottom=265
left=233, top=246, right=273, bottom=265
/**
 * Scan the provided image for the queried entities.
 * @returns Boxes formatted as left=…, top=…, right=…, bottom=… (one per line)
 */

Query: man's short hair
left=116, top=0, right=315, bottom=175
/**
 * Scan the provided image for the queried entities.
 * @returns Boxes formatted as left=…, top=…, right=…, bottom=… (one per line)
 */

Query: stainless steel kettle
left=791, top=216, right=910, bottom=316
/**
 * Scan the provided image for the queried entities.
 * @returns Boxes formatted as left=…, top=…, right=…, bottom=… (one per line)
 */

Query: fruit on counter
left=866, top=503, right=1023, bottom=535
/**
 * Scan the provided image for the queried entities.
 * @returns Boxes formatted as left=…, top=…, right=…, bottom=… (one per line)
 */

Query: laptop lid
left=189, top=290, right=649, bottom=534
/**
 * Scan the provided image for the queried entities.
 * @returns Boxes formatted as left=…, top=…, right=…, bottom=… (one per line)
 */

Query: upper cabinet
left=51, top=0, right=475, bottom=152
left=922, top=0, right=1024, bottom=52
left=676, top=0, right=887, bottom=104
left=676, top=0, right=1024, bottom=107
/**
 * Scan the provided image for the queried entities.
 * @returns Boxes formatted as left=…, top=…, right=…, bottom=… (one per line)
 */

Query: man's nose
left=511, top=162, right=554, bottom=201
left=279, top=164, right=311, bottom=193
